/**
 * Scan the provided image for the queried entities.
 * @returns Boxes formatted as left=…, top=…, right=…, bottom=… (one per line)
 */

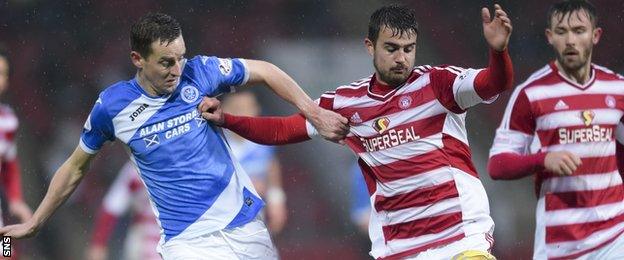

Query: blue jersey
left=225, top=131, right=275, bottom=182
left=80, top=56, right=263, bottom=242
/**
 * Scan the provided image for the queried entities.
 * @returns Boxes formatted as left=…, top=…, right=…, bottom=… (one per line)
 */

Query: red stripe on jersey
left=536, top=124, right=615, bottom=149
left=545, top=184, right=624, bottom=211
left=345, top=113, right=446, bottom=153
left=369, top=149, right=449, bottom=183
left=539, top=156, right=618, bottom=179
left=358, top=158, right=378, bottom=195
left=336, top=84, right=370, bottom=98
left=379, top=233, right=465, bottom=260
left=545, top=212, right=624, bottom=244
left=374, top=180, right=459, bottom=212
left=382, top=211, right=463, bottom=241
left=336, top=86, right=436, bottom=124
left=442, top=134, right=478, bottom=178
left=549, top=229, right=624, bottom=260
left=531, top=94, right=624, bottom=117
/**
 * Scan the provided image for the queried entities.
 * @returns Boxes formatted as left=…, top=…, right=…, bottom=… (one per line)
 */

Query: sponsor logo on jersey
left=181, top=86, right=199, bottom=103
left=558, top=125, right=612, bottom=144
left=605, top=95, right=616, bottom=108
left=218, top=58, right=233, bottom=76
left=373, top=117, right=390, bottom=134
left=399, top=95, right=412, bottom=109
left=360, top=126, right=419, bottom=152
left=581, top=110, right=595, bottom=126
left=129, top=103, right=149, bottom=121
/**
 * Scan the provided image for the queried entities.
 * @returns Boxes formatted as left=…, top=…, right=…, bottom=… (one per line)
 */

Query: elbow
left=487, top=158, right=505, bottom=180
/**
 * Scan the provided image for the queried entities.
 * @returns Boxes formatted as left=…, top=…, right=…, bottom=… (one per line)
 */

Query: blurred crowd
left=1, top=0, right=624, bottom=259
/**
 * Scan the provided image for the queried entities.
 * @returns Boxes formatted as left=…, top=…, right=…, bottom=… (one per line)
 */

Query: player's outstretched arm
left=482, top=4, right=512, bottom=52
left=0, top=147, right=95, bottom=239
left=199, top=97, right=311, bottom=145
left=243, top=60, right=348, bottom=143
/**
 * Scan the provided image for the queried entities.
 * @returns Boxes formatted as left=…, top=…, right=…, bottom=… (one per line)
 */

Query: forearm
left=247, top=60, right=319, bottom=116
left=223, top=113, right=311, bottom=145
left=474, top=48, right=514, bottom=99
left=488, top=152, right=546, bottom=180
left=30, top=154, right=90, bottom=229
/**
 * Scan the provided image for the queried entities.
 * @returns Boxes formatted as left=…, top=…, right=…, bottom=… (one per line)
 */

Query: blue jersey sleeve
left=190, top=56, right=249, bottom=96
left=350, top=163, right=371, bottom=221
left=79, top=94, right=115, bottom=154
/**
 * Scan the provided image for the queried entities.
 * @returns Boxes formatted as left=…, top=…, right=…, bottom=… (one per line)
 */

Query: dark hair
left=368, top=5, right=419, bottom=44
left=547, top=0, right=597, bottom=28
left=130, top=12, right=182, bottom=58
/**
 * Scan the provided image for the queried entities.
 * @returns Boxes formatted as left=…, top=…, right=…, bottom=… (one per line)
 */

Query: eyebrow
left=383, top=42, right=416, bottom=48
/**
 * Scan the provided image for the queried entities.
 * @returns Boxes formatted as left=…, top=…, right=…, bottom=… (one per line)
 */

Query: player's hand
left=544, top=151, right=582, bottom=176
left=482, top=4, right=512, bottom=51
left=8, top=201, right=33, bottom=223
left=198, top=97, right=224, bottom=126
left=86, top=245, right=108, bottom=260
left=0, top=220, right=38, bottom=239
left=304, top=106, right=349, bottom=144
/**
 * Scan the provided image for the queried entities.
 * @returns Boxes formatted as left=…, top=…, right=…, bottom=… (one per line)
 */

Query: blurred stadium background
left=1, top=0, right=624, bottom=259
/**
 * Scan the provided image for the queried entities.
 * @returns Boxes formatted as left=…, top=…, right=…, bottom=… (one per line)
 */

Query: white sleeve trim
left=238, top=58, right=250, bottom=86
left=79, top=138, right=99, bottom=154
left=305, top=120, right=321, bottom=139
left=452, top=68, right=487, bottom=110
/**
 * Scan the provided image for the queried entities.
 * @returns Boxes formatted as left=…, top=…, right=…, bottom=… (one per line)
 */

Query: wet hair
left=368, top=5, right=419, bottom=44
left=130, top=12, right=182, bottom=58
left=547, top=0, right=597, bottom=28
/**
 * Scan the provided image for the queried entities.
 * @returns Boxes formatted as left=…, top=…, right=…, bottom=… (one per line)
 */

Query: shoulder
left=333, top=75, right=372, bottom=97
left=511, top=64, right=557, bottom=99
left=96, top=80, right=142, bottom=116
left=593, top=64, right=624, bottom=81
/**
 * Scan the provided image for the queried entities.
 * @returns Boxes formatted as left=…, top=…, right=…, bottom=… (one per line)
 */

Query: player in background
left=221, top=91, right=287, bottom=235
left=0, top=13, right=348, bottom=259
left=199, top=4, right=513, bottom=259
left=86, top=162, right=160, bottom=260
left=488, top=1, right=624, bottom=259
left=0, top=47, right=33, bottom=260
left=349, top=162, right=370, bottom=235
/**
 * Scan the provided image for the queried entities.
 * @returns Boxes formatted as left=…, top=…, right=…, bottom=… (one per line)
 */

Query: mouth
left=390, top=67, right=406, bottom=74
left=563, top=49, right=579, bottom=57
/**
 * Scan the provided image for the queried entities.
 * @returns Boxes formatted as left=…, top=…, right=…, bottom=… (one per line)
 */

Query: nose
left=170, top=61, right=182, bottom=77
left=395, top=50, right=408, bottom=65
left=564, top=32, right=575, bottom=47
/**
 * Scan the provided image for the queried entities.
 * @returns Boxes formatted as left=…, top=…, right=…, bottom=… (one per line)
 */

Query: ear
left=592, top=27, right=603, bottom=45
left=130, top=51, right=144, bottom=69
left=364, top=38, right=375, bottom=56
left=545, top=28, right=554, bottom=46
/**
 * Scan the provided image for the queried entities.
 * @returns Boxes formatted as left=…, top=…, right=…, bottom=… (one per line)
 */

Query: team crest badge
left=218, top=58, right=233, bottom=76
left=373, top=117, right=390, bottom=134
left=181, top=85, right=199, bottom=103
left=605, top=95, right=616, bottom=108
left=581, top=110, right=595, bottom=126
left=399, top=95, right=412, bottom=109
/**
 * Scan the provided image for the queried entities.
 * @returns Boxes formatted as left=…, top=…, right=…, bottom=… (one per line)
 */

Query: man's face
left=546, top=10, right=601, bottom=72
left=366, top=26, right=417, bottom=87
left=133, top=35, right=186, bottom=95
left=0, top=57, right=8, bottom=95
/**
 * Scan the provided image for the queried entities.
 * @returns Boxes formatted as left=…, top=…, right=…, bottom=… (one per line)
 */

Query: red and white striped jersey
left=0, top=104, right=18, bottom=168
left=314, top=65, right=495, bottom=259
left=490, top=62, right=624, bottom=260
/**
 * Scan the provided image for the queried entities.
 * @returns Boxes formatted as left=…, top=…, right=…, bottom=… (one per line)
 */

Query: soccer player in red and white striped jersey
left=488, top=1, right=624, bottom=259
left=199, top=4, right=513, bottom=259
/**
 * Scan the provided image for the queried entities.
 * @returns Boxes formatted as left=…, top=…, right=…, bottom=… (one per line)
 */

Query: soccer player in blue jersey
left=0, top=13, right=348, bottom=259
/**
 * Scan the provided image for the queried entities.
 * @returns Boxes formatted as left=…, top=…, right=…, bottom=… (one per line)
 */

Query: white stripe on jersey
left=383, top=197, right=461, bottom=225
left=542, top=141, right=615, bottom=158
left=535, top=109, right=624, bottom=130
left=376, top=166, right=452, bottom=197
left=334, top=75, right=430, bottom=109
left=358, top=133, right=443, bottom=167
left=541, top=170, right=622, bottom=193
left=525, top=80, right=624, bottom=102
left=544, top=200, right=624, bottom=226
left=113, top=95, right=169, bottom=143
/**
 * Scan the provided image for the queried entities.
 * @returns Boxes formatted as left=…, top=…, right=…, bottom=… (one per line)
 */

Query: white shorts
left=404, top=233, right=494, bottom=260
left=159, top=217, right=278, bottom=260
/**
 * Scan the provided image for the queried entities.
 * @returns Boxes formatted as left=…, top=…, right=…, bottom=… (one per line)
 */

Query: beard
left=373, top=59, right=411, bottom=88
left=556, top=47, right=591, bottom=72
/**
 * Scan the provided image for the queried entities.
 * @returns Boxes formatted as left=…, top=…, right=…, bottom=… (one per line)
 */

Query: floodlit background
left=1, top=0, right=624, bottom=259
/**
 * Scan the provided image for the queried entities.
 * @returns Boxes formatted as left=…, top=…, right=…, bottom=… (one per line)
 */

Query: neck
left=136, top=70, right=160, bottom=96
left=555, top=59, right=592, bottom=85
